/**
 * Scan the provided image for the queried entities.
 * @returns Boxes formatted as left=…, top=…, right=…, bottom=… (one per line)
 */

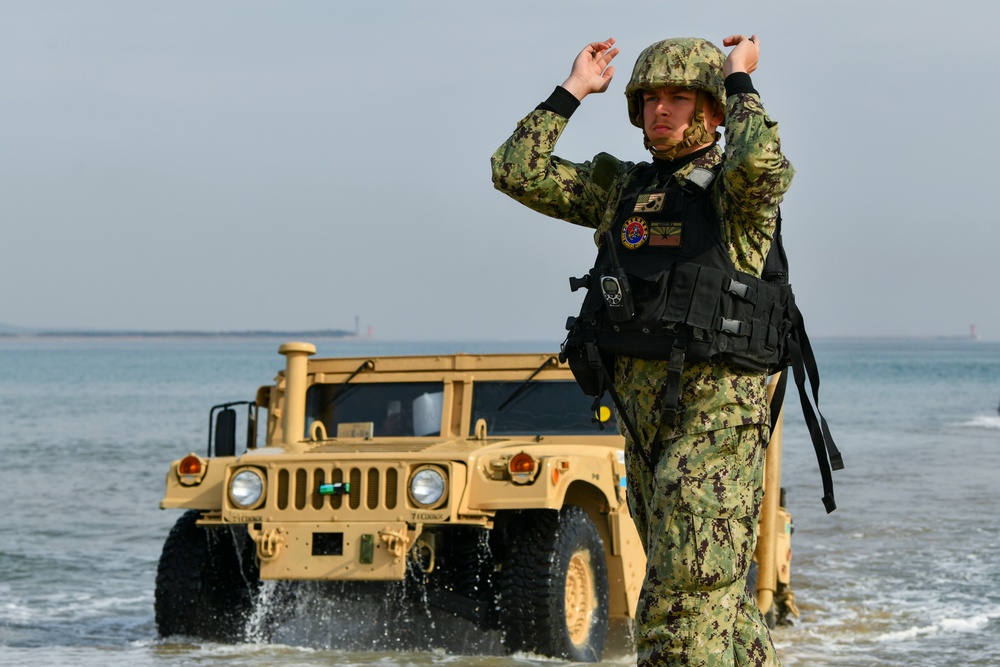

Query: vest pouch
left=564, top=342, right=603, bottom=396
left=595, top=268, right=679, bottom=360
left=562, top=282, right=610, bottom=396
left=752, top=280, right=788, bottom=361
left=663, top=263, right=725, bottom=331
left=717, top=276, right=790, bottom=373
left=614, top=270, right=672, bottom=334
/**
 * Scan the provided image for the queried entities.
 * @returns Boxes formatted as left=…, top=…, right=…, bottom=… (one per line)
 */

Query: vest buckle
left=719, top=318, right=750, bottom=336
left=725, top=278, right=756, bottom=303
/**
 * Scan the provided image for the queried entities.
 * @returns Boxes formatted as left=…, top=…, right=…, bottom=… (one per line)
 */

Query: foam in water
left=875, top=613, right=993, bottom=643
left=961, top=414, right=1000, bottom=430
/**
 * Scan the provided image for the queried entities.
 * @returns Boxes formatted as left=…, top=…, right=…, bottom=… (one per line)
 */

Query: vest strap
left=593, top=358, right=660, bottom=476
left=786, top=299, right=843, bottom=513
left=661, top=336, right=687, bottom=423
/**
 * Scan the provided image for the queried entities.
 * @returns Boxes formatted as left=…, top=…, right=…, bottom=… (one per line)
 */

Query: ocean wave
left=958, top=415, right=1000, bottom=430
left=875, top=613, right=994, bottom=643
left=0, top=590, right=149, bottom=624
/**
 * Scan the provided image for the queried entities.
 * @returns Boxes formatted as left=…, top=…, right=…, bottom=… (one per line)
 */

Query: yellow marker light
left=595, top=405, right=612, bottom=423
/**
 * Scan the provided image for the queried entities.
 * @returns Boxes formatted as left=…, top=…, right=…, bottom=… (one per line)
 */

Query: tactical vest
left=560, top=162, right=844, bottom=512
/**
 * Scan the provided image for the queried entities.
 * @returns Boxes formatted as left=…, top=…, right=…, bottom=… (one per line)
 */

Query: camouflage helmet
left=625, top=37, right=726, bottom=128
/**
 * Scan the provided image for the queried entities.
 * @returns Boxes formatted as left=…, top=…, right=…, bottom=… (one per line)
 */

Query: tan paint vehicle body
left=158, top=342, right=796, bottom=660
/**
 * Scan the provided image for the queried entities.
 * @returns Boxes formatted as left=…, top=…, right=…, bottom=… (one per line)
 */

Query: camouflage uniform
left=491, top=38, right=793, bottom=667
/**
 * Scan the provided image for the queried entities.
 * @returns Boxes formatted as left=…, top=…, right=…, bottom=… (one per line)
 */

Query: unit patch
left=621, top=217, right=649, bottom=249
left=650, top=221, right=683, bottom=247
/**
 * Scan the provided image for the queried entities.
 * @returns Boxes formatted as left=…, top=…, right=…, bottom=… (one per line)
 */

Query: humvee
left=156, top=342, right=796, bottom=661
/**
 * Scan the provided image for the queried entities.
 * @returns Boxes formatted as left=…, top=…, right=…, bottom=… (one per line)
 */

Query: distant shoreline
left=0, top=329, right=359, bottom=341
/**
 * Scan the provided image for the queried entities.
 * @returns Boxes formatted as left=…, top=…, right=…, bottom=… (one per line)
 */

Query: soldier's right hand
left=561, top=38, right=619, bottom=101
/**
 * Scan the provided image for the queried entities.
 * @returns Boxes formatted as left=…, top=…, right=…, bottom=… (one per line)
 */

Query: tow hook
left=379, top=527, right=411, bottom=563
left=249, top=525, right=285, bottom=561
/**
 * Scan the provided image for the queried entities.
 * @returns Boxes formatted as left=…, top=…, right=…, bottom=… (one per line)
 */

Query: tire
left=499, top=505, right=609, bottom=662
left=420, top=526, right=500, bottom=628
left=155, top=510, right=261, bottom=641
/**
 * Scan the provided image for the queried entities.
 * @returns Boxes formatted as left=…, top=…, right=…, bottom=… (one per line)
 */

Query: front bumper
left=247, top=521, right=416, bottom=581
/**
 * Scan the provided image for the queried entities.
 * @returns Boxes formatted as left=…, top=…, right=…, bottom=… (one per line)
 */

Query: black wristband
left=535, top=86, right=581, bottom=118
left=724, top=72, right=757, bottom=97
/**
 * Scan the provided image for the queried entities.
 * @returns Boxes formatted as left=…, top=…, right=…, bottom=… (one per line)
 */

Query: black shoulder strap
left=762, top=209, right=789, bottom=286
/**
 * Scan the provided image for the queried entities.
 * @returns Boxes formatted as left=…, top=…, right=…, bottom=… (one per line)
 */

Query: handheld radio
left=600, top=231, right=635, bottom=323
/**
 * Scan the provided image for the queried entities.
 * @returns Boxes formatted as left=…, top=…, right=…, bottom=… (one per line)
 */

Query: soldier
left=491, top=35, right=793, bottom=666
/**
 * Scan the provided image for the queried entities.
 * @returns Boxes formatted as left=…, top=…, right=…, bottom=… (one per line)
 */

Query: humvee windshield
left=303, top=379, right=617, bottom=439
left=469, top=380, right=617, bottom=436
left=305, top=382, right=444, bottom=438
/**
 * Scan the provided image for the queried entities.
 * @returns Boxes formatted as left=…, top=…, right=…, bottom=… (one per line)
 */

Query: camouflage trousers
left=625, top=423, right=780, bottom=667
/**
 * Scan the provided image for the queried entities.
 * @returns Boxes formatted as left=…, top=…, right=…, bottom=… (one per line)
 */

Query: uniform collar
left=671, top=143, right=722, bottom=186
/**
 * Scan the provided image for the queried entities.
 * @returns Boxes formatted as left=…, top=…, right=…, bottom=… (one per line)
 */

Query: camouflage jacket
left=491, top=81, right=794, bottom=441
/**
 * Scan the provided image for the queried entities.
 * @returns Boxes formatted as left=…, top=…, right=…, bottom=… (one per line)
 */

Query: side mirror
left=214, top=408, right=237, bottom=457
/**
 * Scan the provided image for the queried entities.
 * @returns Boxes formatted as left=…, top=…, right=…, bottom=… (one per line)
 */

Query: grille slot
left=349, top=469, right=361, bottom=509
left=385, top=468, right=398, bottom=509
left=367, top=469, right=379, bottom=509
left=312, top=468, right=326, bottom=510
left=295, top=468, right=308, bottom=509
left=330, top=468, right=344, bottom=509
left=277, top=469, right=290, bottom=509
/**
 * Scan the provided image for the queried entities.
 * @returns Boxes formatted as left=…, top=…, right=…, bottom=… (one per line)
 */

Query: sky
left=1, top=0, right=996, bottom=341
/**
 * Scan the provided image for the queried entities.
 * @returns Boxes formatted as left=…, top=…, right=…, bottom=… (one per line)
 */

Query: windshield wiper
left=496, top=356, right=558, bottom=412
left=321, top=359, right=375, bottom=410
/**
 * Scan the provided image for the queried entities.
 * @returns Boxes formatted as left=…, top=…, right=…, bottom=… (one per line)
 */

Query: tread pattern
left=499, top=505, right=609, bottom=661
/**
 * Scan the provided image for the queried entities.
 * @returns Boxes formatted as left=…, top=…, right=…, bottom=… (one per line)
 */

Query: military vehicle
left=156, top=342, right=796, bottom=661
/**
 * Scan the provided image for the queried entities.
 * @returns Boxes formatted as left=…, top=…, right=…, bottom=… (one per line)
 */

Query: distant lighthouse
left=971, top=324, right=979, bottom=340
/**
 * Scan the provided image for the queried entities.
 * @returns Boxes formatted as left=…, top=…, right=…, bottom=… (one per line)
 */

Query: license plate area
left=312, top=532, right=344, bottom=556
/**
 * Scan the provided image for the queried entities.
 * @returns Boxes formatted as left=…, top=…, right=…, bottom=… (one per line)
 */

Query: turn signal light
left=509, top=452, right=535, bottom=474
left=179, top=455, right=203, bottom=475
left=177, top=454, right=208, bottom=486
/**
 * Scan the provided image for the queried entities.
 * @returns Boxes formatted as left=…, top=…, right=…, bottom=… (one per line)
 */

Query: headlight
left=229, top=468, right=265, bottom=509
left=409, top=466, right=447, bottom=508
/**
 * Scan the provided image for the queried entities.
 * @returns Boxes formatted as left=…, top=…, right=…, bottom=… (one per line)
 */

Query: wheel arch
left=562, top=480, right=642, bottom=621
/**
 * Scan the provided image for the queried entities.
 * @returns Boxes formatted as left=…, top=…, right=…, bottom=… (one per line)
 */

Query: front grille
left=274, top=464, right=401, bottom=515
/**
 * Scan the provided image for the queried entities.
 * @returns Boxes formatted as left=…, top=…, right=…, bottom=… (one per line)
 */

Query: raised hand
left=561, top=38, right=620, bottom=101
left=722, top=34, right=759, bottom=76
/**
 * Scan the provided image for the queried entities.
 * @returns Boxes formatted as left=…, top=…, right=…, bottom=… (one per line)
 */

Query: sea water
left=1, top=337, right=998, bottom=667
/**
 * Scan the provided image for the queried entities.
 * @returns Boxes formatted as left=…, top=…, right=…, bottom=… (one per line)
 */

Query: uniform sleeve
left=717, top=75, right=795, bottom=274
left=490, top=107, right=625, bottom=231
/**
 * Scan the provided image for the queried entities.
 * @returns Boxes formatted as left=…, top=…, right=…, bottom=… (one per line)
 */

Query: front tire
left=499, top=505, right=609, bottom=662
left=155, top=510, right=261, bottom=641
